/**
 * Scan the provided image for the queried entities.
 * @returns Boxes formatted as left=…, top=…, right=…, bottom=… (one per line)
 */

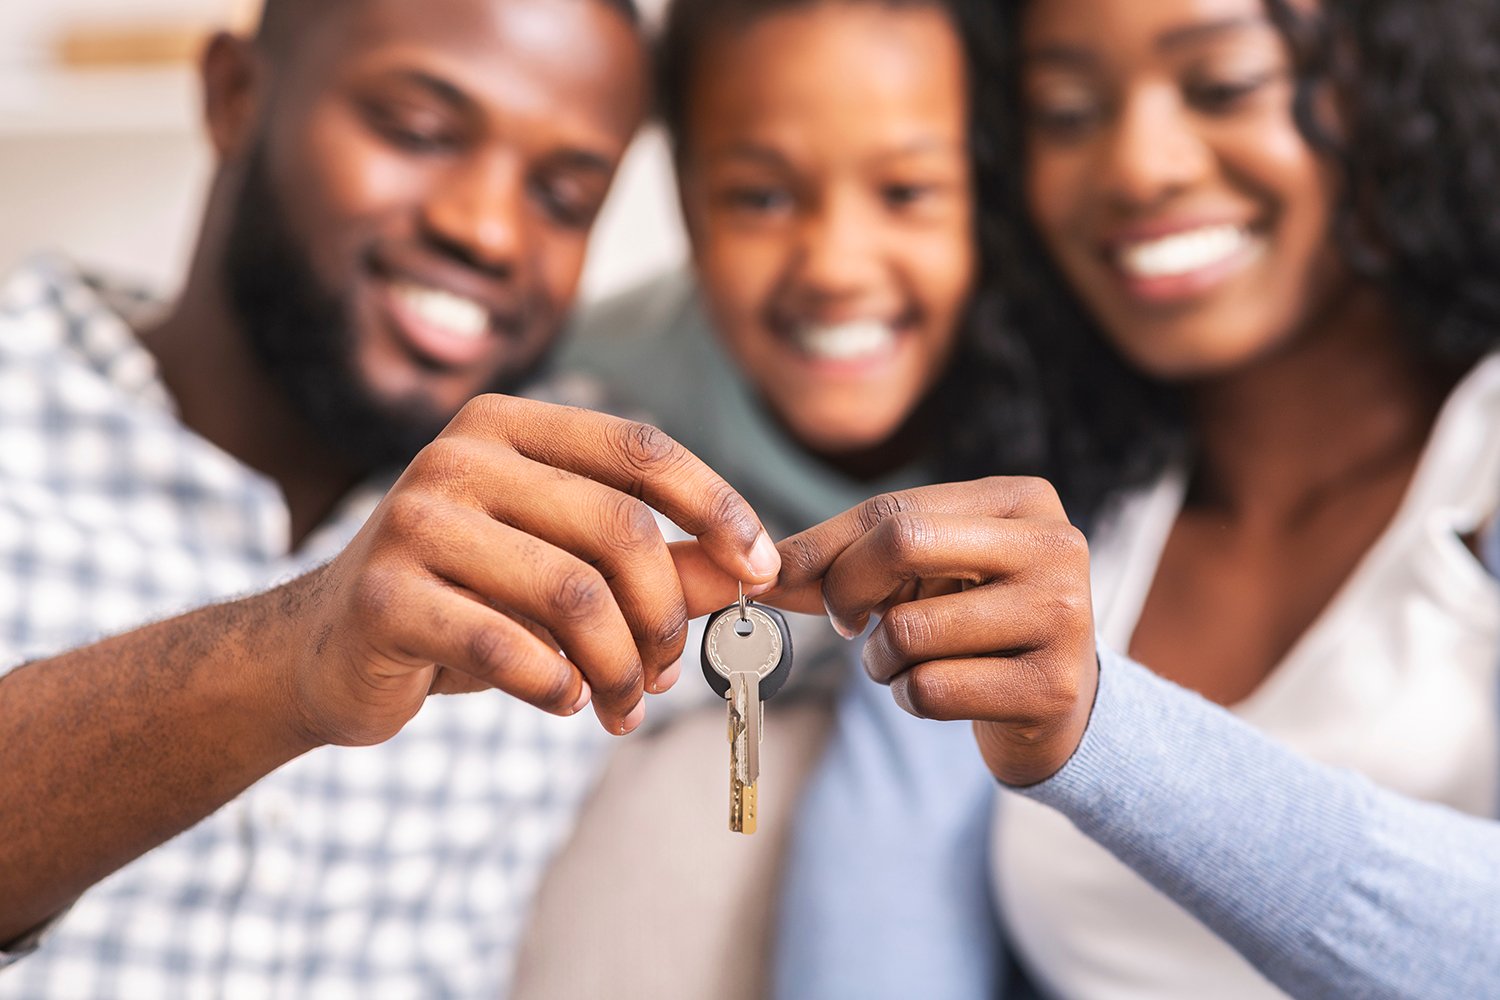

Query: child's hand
left=771, top=478, right=1099, bottom=787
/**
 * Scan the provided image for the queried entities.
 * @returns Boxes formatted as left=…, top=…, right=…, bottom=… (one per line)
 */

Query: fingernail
left=748, top=532, right=780, bottom=578
left=823, top=597, right=860, bottom=640
left=619, top=699, right=646, bottom=735
left=569, top=681, right=592, bottom=715
left=745, top=580, right=775, bottom=598
left=651, top=659, right=682, bottom=694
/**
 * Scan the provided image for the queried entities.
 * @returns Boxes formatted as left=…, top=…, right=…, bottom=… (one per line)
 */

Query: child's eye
left=721, top=186, right=792, bottom=214
left=881, top=183, right=935, bottom=209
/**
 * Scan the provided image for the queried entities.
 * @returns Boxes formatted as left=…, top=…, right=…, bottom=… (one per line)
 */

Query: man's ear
left=201, top=31, right=264, bottom=162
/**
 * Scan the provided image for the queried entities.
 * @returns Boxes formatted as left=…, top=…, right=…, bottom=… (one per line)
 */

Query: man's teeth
left=1117, top=225, right=1255, bottom=279
left=392, top=282, right=489, bottom=340
left=793, top=320, right=897, bottom=362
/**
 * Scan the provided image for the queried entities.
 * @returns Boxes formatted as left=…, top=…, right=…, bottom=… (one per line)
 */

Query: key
left=701, top=588, right=792, bottom=834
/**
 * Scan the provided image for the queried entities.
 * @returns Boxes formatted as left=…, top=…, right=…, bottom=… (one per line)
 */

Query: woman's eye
left=1186, top=71, right=1279, bottom=113
left=1027, top=102, right=1105, bottom=141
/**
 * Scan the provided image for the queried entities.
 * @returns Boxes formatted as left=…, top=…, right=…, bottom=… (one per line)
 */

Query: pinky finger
left=887, top=655, right=1083, bottom=731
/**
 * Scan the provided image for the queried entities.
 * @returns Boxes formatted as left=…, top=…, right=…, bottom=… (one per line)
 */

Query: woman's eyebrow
left=1156, top=14, right=1270, bottom=53
left=1023, top=14, right=1270, bottom=66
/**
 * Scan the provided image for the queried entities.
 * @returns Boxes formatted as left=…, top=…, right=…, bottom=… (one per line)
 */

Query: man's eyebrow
left=379, top=69, right=474, bottom=110
left=549, top=148, right=615, bottom=174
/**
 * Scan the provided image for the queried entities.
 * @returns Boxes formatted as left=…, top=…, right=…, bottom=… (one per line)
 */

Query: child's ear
left=200, top=31, right=265, bottom=163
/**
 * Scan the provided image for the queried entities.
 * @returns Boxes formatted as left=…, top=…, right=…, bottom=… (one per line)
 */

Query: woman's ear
left=200, top=31, right=264, bottom=162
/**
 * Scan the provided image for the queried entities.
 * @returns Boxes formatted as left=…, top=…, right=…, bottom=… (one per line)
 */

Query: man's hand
left=768, top=477, right=1098, bottom=787
left=284, top=394, right=780, bottom=744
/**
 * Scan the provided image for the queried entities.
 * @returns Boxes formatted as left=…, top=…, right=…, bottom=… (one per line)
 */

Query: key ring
left=737, top=581, right=749, bottom=621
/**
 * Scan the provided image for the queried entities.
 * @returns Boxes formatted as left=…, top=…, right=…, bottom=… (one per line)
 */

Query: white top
left=991, top=354, right=1500, bottom=999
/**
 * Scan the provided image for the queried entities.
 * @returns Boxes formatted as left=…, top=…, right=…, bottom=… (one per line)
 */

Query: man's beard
left=222, top=145, right=533, bottom=476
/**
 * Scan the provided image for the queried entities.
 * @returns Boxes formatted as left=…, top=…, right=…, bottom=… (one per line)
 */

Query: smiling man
left=0, top=0, right=780, bottom=994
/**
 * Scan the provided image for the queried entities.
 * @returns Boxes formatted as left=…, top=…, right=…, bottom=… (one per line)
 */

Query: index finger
left=774, top=478, right=1069, bottom=598
left=459, top=396, right=781, bottom=586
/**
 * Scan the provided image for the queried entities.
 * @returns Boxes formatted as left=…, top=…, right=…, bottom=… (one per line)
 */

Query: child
left=517, top=1, right=1013, bottom=997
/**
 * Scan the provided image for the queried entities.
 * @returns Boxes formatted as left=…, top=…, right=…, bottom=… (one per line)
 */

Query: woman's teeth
left=391, top=281, right=489, bottom=340
left=1116, top=224, right=1256, bottom=279
left=792, top=319, right=898, bottom=362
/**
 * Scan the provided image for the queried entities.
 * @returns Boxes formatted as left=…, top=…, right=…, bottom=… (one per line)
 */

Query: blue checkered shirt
left=0, top=258, right=612, bottom=998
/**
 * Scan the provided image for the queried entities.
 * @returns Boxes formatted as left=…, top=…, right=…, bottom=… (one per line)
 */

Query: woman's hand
left=770, top=477, right=1099, bottom=786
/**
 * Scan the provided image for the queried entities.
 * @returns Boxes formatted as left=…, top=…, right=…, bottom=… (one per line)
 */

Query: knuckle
left=599, top=493, right=659, bottom=551
left=856, top=492, right=916, bottom=533
left=701, top=480, right=754, bottom=538
left=650, top=603, right=690, bottom=650
left=545, top=565, right=610, bottom=627
left=1016, top=654, right=1082, bottom=726
left=615, top=419, right=681, bottom=472
left=1011, top=476, right=1059, bottom=507
left=878, top=512, right=935, bottom=562
left=779, top=533, right=823, bottom=581
left=901, top=665, right=956, bottom=720
left=882, top=605, right=935, bottom=662
left=410, top=436, right=471, bottom=484
left=463, top=624, right=509, bottom=678
left=456, top=392, right=509, bottom=429
left=1047, top=584, right=1093, bottom=630
left=1039, top=522, right=1091, bottom=570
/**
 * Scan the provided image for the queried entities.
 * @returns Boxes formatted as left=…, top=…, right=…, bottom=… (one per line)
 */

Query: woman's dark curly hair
left=655, top=0, right=1030, bottom=487
left=963, top=0, right=1500, bottom=523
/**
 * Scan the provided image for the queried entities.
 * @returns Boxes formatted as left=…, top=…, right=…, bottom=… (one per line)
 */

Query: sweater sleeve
left=1020, top=645, right=1500, bottom=1000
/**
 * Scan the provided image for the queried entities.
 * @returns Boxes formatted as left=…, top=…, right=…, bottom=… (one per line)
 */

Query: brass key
left=702, top=589, right=792, bottom=834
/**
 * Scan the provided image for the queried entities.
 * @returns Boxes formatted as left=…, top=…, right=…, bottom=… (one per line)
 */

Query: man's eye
left=533, top=178, right=598, bottom=230
left=361, top=101, right=460, bottom=154
left=383, top=125, right=456, bottom=153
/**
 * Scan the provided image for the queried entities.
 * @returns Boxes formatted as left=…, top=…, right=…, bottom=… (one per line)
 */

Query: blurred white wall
left=0, top=0, right=684, bottom=302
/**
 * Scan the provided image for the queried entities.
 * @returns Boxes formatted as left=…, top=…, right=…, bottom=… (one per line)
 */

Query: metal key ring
left=737, top=581, right=749, bottom=621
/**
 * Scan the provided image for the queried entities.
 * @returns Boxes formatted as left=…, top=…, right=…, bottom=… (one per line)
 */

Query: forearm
left=1022, top=647, right=1500, bottom=999
left=0, top=578, right=319, bottom=943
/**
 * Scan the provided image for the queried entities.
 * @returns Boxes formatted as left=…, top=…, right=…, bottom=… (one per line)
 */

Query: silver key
left=702, top=594, right=791, bottom=834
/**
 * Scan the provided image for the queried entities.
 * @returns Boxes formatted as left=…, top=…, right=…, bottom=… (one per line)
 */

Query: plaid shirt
left=0, top=258, right=611, bottom=998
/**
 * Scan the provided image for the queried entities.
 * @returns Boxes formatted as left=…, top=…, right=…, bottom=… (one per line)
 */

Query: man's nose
left=1097, top=88, right=1212, bottom=211
left=421, top=152, right=526, bottom=272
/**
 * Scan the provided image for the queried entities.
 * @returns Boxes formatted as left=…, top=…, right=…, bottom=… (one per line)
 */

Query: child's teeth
left=794, top=320, right=897, bottom=361
left=1118, top=225, right=1254, bottom=279
left=393, top=282, right=489, bottom=339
